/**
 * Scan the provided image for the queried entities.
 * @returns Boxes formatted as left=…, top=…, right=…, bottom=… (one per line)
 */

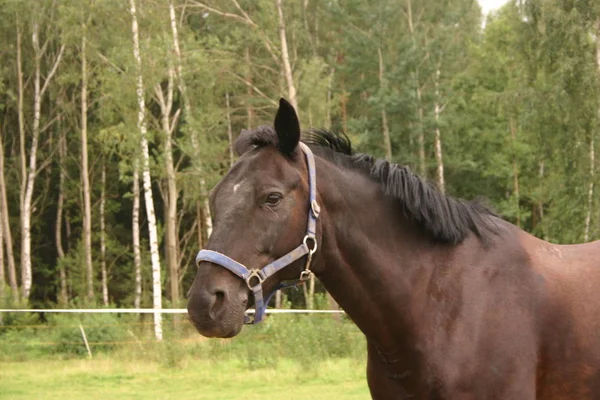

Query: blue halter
left=195, top=142, right=320, bottom=324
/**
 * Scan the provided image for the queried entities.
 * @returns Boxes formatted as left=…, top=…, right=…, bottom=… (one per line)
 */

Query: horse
left=187, top=98, right=600, bottom=399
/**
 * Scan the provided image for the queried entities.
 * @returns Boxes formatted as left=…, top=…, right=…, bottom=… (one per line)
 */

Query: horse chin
left=188, top=301, right=246, bottom=338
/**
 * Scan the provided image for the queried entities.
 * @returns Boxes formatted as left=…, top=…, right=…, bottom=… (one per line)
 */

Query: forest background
left=0, top=0, right=599, bottom=315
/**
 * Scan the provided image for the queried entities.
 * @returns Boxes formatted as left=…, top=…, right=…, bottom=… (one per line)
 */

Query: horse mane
left=235, top=126, right=497, bottom=244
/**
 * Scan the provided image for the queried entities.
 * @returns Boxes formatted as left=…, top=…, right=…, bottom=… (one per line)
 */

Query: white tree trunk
left=130, top=0, right=162, bottom=340
left=21, top=21, right=65, bottom=299
left=0, top=185, right=4, bottom=304
left=586, top=17, right=600, bottom=242
left=56, top=130, right=68, bottom=305
left=16, top=20, right=26, bottom=300
left=226, top=93, right=234, bottom=167
left=132, top=161, right=142, bottom=309
left=407, top=0, right=426, bottom=177
left=510, top=117, right=521, bottom=227
left=378, top=48, right=392, bottom=160
left=155, top=63, right=180, bottom=305
left=100, top=161, right=108, bottom=305
left=326, top=67, right=335, bottom=130
left=245, top=47, right=255, bottom=128
left=434, top=66, right=445, bottom=193
left=81, top=30, right=94, bottom=302
left=584, top=136, right=595, bottom=242
left=0, top=122, right=18, bottom=302
left=276, top=0, right=298, bottom=110
left=168, top=1, right=212, bottom=240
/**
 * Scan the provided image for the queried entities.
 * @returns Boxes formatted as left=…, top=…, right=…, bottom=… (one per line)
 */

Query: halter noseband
left=195, top=142, right=320, bottom=324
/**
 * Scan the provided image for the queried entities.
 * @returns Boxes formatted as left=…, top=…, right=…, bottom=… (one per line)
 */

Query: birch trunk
left=226, top=93, right=234, bottom=167
left=196, top=200, right=203, bottom=250
left=80, top=30, right=94, bottom=302
left=245, top=47, right=255, bottom=128
left=21, top=20, right=65, bottom=299
left=407, top=0, right=426, bottom=177
left=276, top=0, right=298, bottom=110
left=130, top=0, right=162, bottom=340
left=584, top=136, right=595, bottom=241
left=417, top=84, right=426, bottom=177
left=0, top=190, right=4, bottom=304
left=155, top=63, right=180, bottom=305
left=510, top=117, right=521, bottom=227
left=341, top=81, right=348, bottom=134
left=132, top=162, right=142, bottom=309
left=168, top=0, right=211, bottom=239
left=434, top=66, right=445, bottom=193
left=56, top=129, right=68, bottom=305
left=0, top=123, right=18, bottom=302
left=378, top=48, right=392, bottom=160
left=100, top=161, right=108, bottom=305
left=586, top=17, right=600, bottom=242
left=326, top=67, right=335, bottom=130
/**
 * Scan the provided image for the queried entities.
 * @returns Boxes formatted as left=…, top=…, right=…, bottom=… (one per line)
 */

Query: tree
left=18, top=7, right=65, bottom=299
left=129, top=0, right=162, bottom=340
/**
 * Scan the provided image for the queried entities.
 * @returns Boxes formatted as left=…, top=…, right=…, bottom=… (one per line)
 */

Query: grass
left=0, top=307, right=370, bottom=399
left=0, top=356, right=369, bottom=400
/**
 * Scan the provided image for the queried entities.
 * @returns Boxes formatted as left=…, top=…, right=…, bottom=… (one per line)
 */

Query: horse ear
left=274, top=98, right=300, bottom=155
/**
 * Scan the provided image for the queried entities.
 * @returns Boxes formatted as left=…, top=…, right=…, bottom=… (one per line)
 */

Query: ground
left=0, top=357, right=369, bottom=400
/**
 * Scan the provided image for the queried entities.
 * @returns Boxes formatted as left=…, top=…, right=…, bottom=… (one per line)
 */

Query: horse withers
left=187, top=98, right=600, bottom=399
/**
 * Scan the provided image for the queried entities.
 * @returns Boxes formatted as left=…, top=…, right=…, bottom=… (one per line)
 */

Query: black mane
left=235, top=126, right=496, bottom=244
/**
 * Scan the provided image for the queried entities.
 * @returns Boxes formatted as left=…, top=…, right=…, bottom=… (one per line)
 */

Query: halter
left=195, top=142, right=320, bottom=324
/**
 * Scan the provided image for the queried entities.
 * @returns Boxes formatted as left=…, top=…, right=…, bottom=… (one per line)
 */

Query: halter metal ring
left=303, top=235, right=318, bottom=254
left=245, top=269, right=264, bottom=290
left=299, top=269, right=312, bottom=282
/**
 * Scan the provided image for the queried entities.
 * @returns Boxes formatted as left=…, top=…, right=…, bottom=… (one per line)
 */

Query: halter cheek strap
left=195, top=142, right=320, bottom=324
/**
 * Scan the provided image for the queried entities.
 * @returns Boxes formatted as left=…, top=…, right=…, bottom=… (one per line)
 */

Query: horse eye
left=265, top=193, right=282, bottom=207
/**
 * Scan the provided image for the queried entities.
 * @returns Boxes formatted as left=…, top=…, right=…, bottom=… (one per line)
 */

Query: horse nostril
left=212, top=290, right=226, bottom=315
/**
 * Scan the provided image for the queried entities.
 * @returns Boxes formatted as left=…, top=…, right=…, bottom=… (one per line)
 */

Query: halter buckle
left=245, top=269, right=265, bottom=290
left=311, top=200, right=321, bottom=218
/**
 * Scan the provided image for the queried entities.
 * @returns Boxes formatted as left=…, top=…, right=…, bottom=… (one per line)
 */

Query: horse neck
left=313, top=157, right=444, bottom=361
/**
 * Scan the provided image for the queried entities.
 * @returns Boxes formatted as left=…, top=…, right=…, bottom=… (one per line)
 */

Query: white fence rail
left=0, top=308, right=344, bottom=314
left=0, top=308, right=345, bottom=341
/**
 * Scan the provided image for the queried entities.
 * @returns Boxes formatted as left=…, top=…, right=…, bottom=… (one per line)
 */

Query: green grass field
left=0, top=356, right=369, bottom=400
left=0, top=312, right=370, bottom=399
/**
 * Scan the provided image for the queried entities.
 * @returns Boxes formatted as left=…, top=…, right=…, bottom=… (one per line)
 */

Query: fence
left=0, top=308, right=346, bottom=339
left=0, top=308, right=345, bottom=314
left=0, top=308, right=357, bottom=362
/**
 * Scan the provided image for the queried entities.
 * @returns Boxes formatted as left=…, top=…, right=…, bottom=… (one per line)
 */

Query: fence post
left=79, top=324, right=93, bottom=358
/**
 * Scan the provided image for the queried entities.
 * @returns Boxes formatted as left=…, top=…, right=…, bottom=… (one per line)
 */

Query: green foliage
left=0, top=0, right=598, bottom=308
left=0, top=313, right=365, bottom=369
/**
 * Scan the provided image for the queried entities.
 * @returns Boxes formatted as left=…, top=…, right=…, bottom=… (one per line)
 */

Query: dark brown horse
left=187, top=98, right=600, bottom=399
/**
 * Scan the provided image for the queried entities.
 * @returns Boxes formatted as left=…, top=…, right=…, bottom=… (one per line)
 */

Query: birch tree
left=276, top=0, right=298, bottom=110
left=130, top=0, right=162, bottom=340
left=55, top=126, right=68, bottom=305
left=132, top=162, right=142, bottom=309
left=585, top=16, right=600, bottom=242
left=433, top=63, right=445, bottom=193
left=0, top=176, right=4, bottom=303
left=0, top=125, right=18, bottom=302
left=168, top=0, right=212, bottom=242
left=378, top=47, right=392, bottom=160
left=100, top=161, right=108, bottom=305
left=19, top=13, right=65, bottom=299
left=80, top=22, right=94, bottom=302
left=154, top=61, right=181, bottom=304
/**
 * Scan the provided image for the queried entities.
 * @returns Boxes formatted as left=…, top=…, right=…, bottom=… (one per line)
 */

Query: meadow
left=0, top=312, right=369, bottom=399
